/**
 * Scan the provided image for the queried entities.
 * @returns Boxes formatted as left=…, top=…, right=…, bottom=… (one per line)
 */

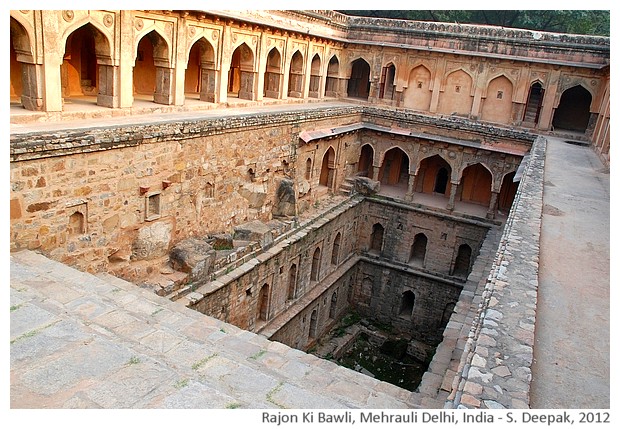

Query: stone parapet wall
left=444, top=136, right=546, bottom=409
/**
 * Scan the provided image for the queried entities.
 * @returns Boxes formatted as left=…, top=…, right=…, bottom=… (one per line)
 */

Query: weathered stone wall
left=188, top=198, right=363, bottom=331
left=10, top=107, right=361, bottom=279
left=358, top=199, right=492, bottom=276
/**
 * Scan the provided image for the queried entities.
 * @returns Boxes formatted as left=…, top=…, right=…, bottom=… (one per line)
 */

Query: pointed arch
left=185, top=36, right=217, bottom=102
left=10, top=17, right=42, bottom=110
left=370, top=223, right=385, bottom=254
left=409, top=233, right=428, bottom=267
left=414, top=154, right=453, bottom=197
left=498, top=171, right=519, bottom=213
left=379, top=62, right=396, bottom=100
left=319, top=146, right=336, bottom=188
left=325, top=54, right=340, bottom=97
left=60, top=22, right=116, bottom=108
left=452, top=244, right=472, bottom=278
left=458, top=163, right=493, bottom=206
left=552, top=85, right=593, bottom=133
left=481, top=75, right=514, bottom=124
left=403, top=64, right=432, bottom=111
left=288, top=263, right=298, bottom=300
left=523, top=81, right=545, bottom=125
left=438, top=68, right=474, bottom=116
left=358, top=144, right=375, bottom=178
left=378, top=147, right=410, bottom=188
left=347, top=58, right=370, bottom=99
left=258, top=283, right=270, bottom=321
left=288, top=50, right=305, bottom=98
left=329, top=291, right=338, bottom=319
left=133, top=29, right=174, bottom=105
left=309, top=53, right=322, bottom=98
left=399, top=290, right=415, bottom=318
left=311, top=247, right=321, bottom=282
left=331, top=232, right=341, bottom=265
left=228, top=42, right=256, bottom=100
left=264, top=47, right=283, bottom=98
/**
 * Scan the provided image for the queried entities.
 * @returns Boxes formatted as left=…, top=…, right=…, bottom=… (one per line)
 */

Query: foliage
left=341, top=10, right=610, bottom=36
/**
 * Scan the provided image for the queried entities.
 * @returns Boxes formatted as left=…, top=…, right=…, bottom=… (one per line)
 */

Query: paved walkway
left=10, top=250, right=419, bottom=409
left=530, top=138, right=610, bottom=408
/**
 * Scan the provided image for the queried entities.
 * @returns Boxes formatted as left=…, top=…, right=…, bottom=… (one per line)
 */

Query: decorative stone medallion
left=62, top=10, right=74, bottom=22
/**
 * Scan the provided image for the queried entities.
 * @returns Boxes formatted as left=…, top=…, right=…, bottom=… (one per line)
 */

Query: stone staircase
left=10, top=249, right=420, bottom=409
left=338, top=176, right=356, bottom=196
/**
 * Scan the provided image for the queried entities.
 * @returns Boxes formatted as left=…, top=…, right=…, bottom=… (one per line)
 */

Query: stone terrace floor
left=10, top=249, right=425, bottom=409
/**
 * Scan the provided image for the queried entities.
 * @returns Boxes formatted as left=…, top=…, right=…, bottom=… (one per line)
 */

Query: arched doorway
left=228, top=43, right=255, bottom=100
left=264, top=47, right=282, bottom=99
left=10, top=17, right=43, bottom=110
left=415, top=155, right=452, bottom=197
left=61, top=23, right=116, bottom=108
left=258, top=283, right=270, bottom=321
left=331, top=232, right=341, bottom=265
left=481, top=75, right=514, bottom=124
left=403, top=65, right=432, bottom=111
left=438, top=69, right=473, bottom=116
left=288, top=264, right=297, bottom=300
left=409, top=233, right=428, bottom=267
left=552, top=85, right=592, bottom=133
left=319, top=147, right=336, bottom=188
left=459, top=163, right=492, bottom=206
left=134, top=30, right=172, bottom=105
left=185, top=38, right=217, bottom=102
left=378, top=147, right=409, bottom=188
left=357, top=144, right=374, bottom=178
left=309, top=54, right=321, bottom=98
left=399, top=291, right=415, bottom=318
left=452, top=244, right=472, bottom=278
left=379, top=63, right=396, bottom=100
left=325, top=55, right=340, bottom=97
left=370, top=223, right=384, bottom=254
left=522, top=82, right=544, bottom=126
left=498, top=171, right=519, bottom=213
left=347, top=58, right=370, bottom=99
left=288, top=51, right=304, bottom=98
left=310, top=247, right=321, bottom=282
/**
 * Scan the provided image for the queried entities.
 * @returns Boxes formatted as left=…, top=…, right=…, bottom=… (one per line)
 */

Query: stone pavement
left=530, top=137, right=610, bottom=408
left=10, top=250, right=419, bottom=409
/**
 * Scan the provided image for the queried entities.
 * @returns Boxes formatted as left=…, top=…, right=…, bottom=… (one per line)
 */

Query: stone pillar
left=154, top=66, right=174, bottom=105
left=20, top=62, right=44, bottom=111
left=537, top=69, right=561, bottom=131
left=97, top=64, right=119, bottom=108
left=446, top=181, right=459, bottom=211
left=119, top=10, right=135, bottom=109
left=487, top=191, right=499, bottom=219
left=405, top=173, right=416, bottom=202
left=371, top=165, right=380, bottom=182
left=200, top=67, right=217, bottom=102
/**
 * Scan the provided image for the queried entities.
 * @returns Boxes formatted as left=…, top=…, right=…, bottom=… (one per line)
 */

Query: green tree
left=341, top=10, right=609, bottom=36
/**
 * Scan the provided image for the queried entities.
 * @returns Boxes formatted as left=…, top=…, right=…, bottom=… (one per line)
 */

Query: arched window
left=264, top=48, right=282, bottom=99
left=305, top=158, right=312, bottom=180
left=347, top=58, right=370, bottom=99
left=311, top=247, right=321, bottom=281
left=309, top=54, right=321, bottom=98
left=319, top=147, right=336, bottom=188
left=68, top=211, right=85, bottom=235
left=288, top=264, right=297, bottom=300
left=329, top=291, right=338, bottom=319
left=409, top=233, right=427, bottom=266
left=288, top=51, right=304, bottom=98
left=325, top=55, right=340, bottom=97
left=309, top=308, right=318, bottom=338
left=258, top=283, right=270, bottom=321
left=453, top=244, right=472, bottom=278
left=370, top=223, right=384, bottom=254
left=399, top=291, right=415, bottom=318
left=331, top=232, right=341, bottom=265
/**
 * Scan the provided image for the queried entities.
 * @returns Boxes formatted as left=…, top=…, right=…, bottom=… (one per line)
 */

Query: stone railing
left=445, top=136, right=546, bottom=409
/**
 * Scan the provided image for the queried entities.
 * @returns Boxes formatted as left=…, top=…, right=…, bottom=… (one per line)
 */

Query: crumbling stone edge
left=445, top=136, right=546, bottom=409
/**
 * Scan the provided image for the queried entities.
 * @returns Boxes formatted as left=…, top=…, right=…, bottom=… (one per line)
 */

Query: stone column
left=119, top=10, right=135, bottom=108
left=486, top=191, right=499, bottom=219
left=405, top=173, right=416, bottom=202
left=446, top=181, right=459, bottom=211
left=97, top=64, right=119, bottom=108
left=200, top=66, right=217, bottom=102
left=20, top=62, right=44, bottom=111
left=371, top=165, right=380, bottom=182
left=154, top=66, right=174, bottom=105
